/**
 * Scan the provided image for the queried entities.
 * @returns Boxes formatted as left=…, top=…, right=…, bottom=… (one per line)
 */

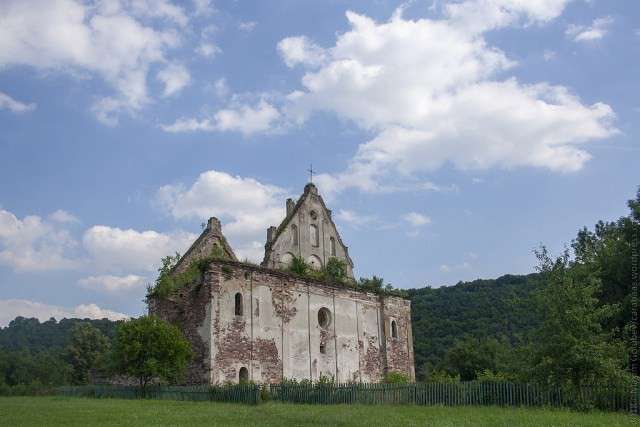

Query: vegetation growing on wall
left=284, top=256, right=407, bottom=297
left=146, top=245, right=230, bottom=300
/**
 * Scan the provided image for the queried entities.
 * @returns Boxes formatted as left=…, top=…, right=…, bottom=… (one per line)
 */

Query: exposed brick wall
left=151, top=259, right=414, bottom=384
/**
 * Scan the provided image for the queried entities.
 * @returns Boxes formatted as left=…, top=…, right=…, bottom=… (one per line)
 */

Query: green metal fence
left=56, top=382, right=637, bottom=413
left=270, top=382, right=635, bottom=412
left=57, top=384, right=260, bottom=405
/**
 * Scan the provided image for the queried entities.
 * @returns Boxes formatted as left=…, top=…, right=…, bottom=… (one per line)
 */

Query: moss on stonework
left=146, top=247, right=230, bottom=302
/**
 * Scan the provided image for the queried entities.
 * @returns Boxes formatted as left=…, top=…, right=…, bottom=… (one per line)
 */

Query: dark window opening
left=320, top=343, right=326, bottom=354
left=235, top=292, right=243, bottom=316
left=239, top=367, right=249, bottom=383
left=318, top=307, right=331, bottom=329
left=391, top=320, right=398, bottom=339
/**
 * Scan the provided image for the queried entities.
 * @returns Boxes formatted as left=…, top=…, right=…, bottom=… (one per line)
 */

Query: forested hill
left=407, top=274, right=540, bottom=379
left=0, top=317, right=119, bottom=353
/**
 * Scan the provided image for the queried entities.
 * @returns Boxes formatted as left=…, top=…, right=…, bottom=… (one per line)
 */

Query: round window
left=318, top=307, right=331, bottom=329
left=310, top=210, right=318, bottom=220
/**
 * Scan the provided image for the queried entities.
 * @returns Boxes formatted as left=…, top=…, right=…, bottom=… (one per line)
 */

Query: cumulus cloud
left=157, top=63, right=191, bottom=96
left=82, top=225, right=195, bottom=273
left=193, top=0, right=215, bottom=16
left=403, top=212, right=431, bottom=227
left=0, top=91, right=36, bottom=113
left=49, top=209, right=79, bottom=224
left=0, top=299, right=128, bottom=327
left=0, top=209, right=78, bottom=272
left=281, top=3, right=616, bottom=196
left=0, top=0, right=186, bottom=124
left=162, top=99, right=281, bottom=135
left=278, top=36, right=327, bottom=68
left=195, top=42, right=221, bottom=58
left=566, top=16, right=613, bottom=42
left=157, top=170, right=287, bottom=261
left=78, top=274, right=147, bottom=293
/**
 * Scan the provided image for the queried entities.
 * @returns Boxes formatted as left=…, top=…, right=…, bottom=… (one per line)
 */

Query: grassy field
left=0, top=396, right=636, bottom=427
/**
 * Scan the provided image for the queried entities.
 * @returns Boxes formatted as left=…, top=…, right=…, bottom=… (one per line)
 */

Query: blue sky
left=0, top=0, right=638, bottom=325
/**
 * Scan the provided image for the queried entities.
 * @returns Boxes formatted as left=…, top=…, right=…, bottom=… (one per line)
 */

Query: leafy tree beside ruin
left=110, top=316, right=191, bottom=391
left=67, top=323, right=110, bottom=385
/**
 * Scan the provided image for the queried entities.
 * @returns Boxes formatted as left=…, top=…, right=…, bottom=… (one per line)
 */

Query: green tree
left=529, top=247, right=629, bottom=389
left=111, top=316, right=191, bottom=392
left=67, top=323, right=110, bottom=385
left=444, top=336, right=516, bottom=381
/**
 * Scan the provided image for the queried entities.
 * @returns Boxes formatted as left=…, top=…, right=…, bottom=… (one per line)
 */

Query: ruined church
left=149, top=183, right=415, bottom=384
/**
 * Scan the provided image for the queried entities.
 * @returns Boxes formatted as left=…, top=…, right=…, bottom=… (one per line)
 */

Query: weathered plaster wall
left=152, top=260, right=414, bottom=385
left=263, top=184, right=354, bottom=278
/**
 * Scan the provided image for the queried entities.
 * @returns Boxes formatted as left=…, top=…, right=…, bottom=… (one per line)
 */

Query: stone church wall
left=150, top=259, right=415, bottom=384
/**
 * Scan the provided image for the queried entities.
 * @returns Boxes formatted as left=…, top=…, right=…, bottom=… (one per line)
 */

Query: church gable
left=262, top=183, right=354, bottom=277
left=173, top=217, right=237, bottom=274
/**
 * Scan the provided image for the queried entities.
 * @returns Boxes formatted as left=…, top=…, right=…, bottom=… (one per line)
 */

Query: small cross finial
left=308, top=164, right=314, bottom=183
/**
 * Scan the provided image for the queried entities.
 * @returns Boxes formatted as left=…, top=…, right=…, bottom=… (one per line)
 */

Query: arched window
left=320, top=343, right=326, bottom=354
left=238, top=367, right=248, bottom=383
left=391, top=320, right=398, bottom=339
left=291, top=224, right=298, bottom=245
left=310, top=224, right=319, bottom=247
left=330, top=237, right=336, bottom=256
left=318, top=307, right=331, bottom=329
left=235, top=292, right=243, bottom=316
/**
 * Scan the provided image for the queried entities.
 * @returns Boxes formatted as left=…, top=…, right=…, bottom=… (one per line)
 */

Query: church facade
left=149, top=183, right=415, bottom=384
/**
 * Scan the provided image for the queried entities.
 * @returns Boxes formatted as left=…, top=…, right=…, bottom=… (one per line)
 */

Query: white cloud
left=157, top=170, right=287, bottom=262
left=0, top=91, right=36, bottom=113
left=566, top=16, right=613, bottom=42
left=238, top=21, right=257, bottom=32
left=211, top=78, right=229, bottom=98
left=82, top=225, right=195, bottom=273
left=157, top=63, right=191, bottom=96
left=0, top=209, right=78, bottom=272
left=196, top=42, right=221, bottom=59
left=49, top=209, right=79, bottom=224
left=0, top=299, right=128, bottom=327
left=335, top=209, right=376, bottom=228
left=444, top=0, right=571, bottom=34
left=281, top=3, right=616, bottom=196
left=403, top=212, right=431, bottom=227
left=0, top=0, right=185, bottom=124
left=162, top=99, right=281, bottom=135
left=129, top=0, right=188, bottom=26
left=193, top=0, right=215, bottom=16
left=278, top=36, right=327, bottom=68
left=214, top=100, right=281, bottom=134
left=78, top=274, right=147, bottom=293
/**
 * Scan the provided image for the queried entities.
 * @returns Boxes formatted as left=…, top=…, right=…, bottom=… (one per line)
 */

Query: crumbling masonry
left=149, top=183, right=415, bottom=384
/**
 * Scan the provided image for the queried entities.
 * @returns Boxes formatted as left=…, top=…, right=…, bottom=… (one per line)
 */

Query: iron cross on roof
left=308, top=164, right=314, bottom=183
